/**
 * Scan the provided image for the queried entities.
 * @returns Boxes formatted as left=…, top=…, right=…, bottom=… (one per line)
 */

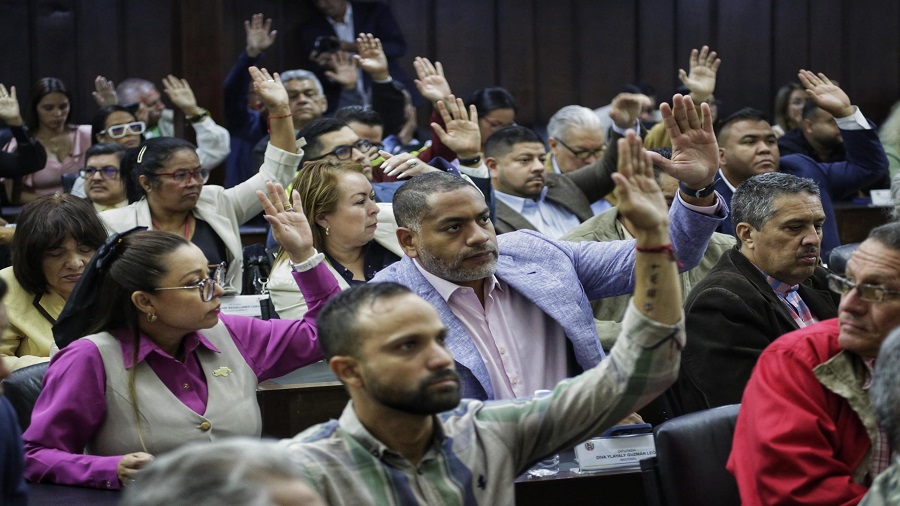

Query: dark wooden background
left=2, top=0, right=899, bottom=130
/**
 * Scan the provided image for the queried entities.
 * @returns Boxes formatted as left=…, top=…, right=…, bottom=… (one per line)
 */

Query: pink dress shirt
left=414, top=260, right=569, bottom=399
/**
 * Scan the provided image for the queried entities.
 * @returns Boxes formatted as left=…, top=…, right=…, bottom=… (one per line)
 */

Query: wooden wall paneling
left=636, top=0, right=677, bottom=103
left=533, top=0, right=576, bottom=123
left=843, top=0, right=900, bottom=124
left=715, top=0, right=773, bottom=116
left=179, top=0, right=224, bottom=121
left=31, top=0, right=80, bottom=119
left=495, top=0, right=536, bottom=125
left=0, top=0, right=33, bottom=123
left=771, top=0, right=809, bottom=104
left=573, top=0, right=638, bottom=111
left=433, top=0, right=496, bottom=108
left=808, top=0, right=843, bottom=80
left=674, top=0, right=714, bottom=74
left=121, top=0, right=175, bottom=85
left=385, top=0, right=431, bottom=93
left=74, top=0, right=122, bottom=125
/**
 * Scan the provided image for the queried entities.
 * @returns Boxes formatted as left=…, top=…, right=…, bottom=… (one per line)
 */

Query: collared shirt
left=862, top=357, right=892, bottom=478
left=413, top=260, right=569, bottom=399
left=494, top=186, right=582, bottom=239
left=92, top=199, right=127, bottom=213
left=282, top=303, right=685, bottom=506
left=324, top=2, right=354, bottom=43
left=550, top=154, right=614, bottom=216
left=759, top=270, right=818, bottom=328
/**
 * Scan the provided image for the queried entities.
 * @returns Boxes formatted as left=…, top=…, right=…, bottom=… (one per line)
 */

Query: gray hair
left=121, top=438, right=323, bottom=506
left=116, top=78, right=156, bottom=105
left=393, top=171, right=481, bottom=232
left=280, top=69, right=324, bottom=95
left=868, top=221, right=900, bottom=249
left=547, top=105, right=603, bottom=141
left=872, top=328, right=900, bottom=451
left=731, top=172, right=820, bottom=232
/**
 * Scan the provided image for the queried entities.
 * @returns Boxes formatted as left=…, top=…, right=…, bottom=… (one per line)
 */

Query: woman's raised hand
left=256, top=181, right=315, bottom=262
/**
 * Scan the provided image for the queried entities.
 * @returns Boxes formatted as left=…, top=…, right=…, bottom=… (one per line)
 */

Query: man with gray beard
left=373, top=96, right=727, bottom=399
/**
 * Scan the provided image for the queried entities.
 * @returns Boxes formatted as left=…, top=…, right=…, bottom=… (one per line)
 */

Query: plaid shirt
left=762, top=271, right=818, bottom=328
left=281, top=302, right=684, bottom=505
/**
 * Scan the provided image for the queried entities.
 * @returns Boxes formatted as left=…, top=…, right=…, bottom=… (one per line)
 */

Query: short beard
left=416, top=243, right=498, bottom=283
left=366, top=368, right=462, bottom=415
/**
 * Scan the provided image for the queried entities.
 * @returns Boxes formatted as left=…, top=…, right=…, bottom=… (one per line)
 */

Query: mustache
left=425, top=368, right=459, bottom=386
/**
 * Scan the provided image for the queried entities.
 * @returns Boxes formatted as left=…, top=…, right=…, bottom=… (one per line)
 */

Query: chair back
left=1, top=361, right=49, bottom=431
left=828, top=242, right=860, bottom=275
left=641, top=404, right=740, bottom=506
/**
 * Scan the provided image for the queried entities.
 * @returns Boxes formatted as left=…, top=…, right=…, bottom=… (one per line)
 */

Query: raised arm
left=162, top=75, right=231, bottom=168
left=0, top=84, right=47, bottom=178
left=357, top=33, right=405, bottom=136
left=678, top=45, right=721, bottom=104
left=249, top=67, right=296, bottom=154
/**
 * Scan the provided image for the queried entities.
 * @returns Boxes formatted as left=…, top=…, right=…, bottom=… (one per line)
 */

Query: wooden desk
left=257, top=361, right=349, bottom=439
left=833, top=202, right=893, bottom=245
left=516, top=450, right=646, bottom=505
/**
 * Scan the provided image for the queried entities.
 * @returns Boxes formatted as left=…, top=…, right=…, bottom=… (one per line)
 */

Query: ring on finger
left=283, top=204, right=293, bottom=211
left=405, top=159, right=418, bottom=167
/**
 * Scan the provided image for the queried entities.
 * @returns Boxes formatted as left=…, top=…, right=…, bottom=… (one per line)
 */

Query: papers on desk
left=220, top=295, right=270, bottom=318
left=574, top=424, right=656, bottom=472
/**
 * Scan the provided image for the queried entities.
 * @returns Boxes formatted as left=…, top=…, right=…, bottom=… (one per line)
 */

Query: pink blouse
left=22, top=263, right=339, bottom=489
left=3, top=124, right=92, bottom=196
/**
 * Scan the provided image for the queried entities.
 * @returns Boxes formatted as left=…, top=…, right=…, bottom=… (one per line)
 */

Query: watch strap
left=679, top=176, right=720, bottom=199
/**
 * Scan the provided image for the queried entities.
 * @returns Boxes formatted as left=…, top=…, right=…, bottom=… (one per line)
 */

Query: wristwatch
left=679, top=176, right=720, bottom=198
left=458, top=154, right=482, bottom=166
left=186, top=108, right=210, bottom=124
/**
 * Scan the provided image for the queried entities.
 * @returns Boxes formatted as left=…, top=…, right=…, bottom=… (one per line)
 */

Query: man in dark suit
left=676, top=172, right=839, bottom=414
left=713, top=70, right=888, bottom=256
left=298, top=0, right=413, bottom=114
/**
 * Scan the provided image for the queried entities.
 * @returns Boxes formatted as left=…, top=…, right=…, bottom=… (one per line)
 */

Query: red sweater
left=727, top=318, right=871, bottom=506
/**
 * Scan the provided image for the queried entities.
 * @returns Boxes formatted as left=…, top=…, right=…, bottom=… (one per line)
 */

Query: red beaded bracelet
left=635, top=243, right=684, bottom=269
left=266, top=113, right=292, bottom=133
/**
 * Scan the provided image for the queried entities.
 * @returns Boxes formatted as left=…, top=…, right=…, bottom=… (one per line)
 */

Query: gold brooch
left=212, top=366, right=232, bottom=377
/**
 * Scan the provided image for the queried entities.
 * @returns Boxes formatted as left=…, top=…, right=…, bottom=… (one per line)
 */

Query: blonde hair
left=275, top=160, right=367, bottom=265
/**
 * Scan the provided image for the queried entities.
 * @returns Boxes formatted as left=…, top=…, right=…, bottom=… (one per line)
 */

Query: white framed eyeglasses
left=101, top=121, right=146, bottom=138
left=154, top=263, right=225, bottom=302
left=826, top=273, right=900, bottom=303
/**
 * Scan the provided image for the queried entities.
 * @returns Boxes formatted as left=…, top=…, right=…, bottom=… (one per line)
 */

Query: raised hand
left=380, top=151, right=438, bottom=179
left=431, top=95, right=481, bottom=158
left=678, top=45, right=721, bottom=101
left=413, top=57, right=452, bottom=104
left=245, top=13, right=277, bottom=58
left=257, top=181, right=315, bottom=262
left=248, top=66, right=289, bottom=113
left=354, top=33, right=389, bottom=81
left=650, top=94, right=718, bottom=189
left=161, top=75, right=200, bottom=116
left=324, top=51, right=359, bottom=90
left=0, top=84, right=23, bottom=126
left=798, top=70, right=854, bottom=118
left=609, top=92, right=653, bottom=129
left=92, top=76, right=118, bottom=107
left=612, top=131, right=669, bottom=233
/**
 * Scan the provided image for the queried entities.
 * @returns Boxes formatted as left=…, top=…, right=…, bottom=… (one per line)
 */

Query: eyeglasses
left=100, top=121, right=146, bottom=138
left=307, top=139, right=373, bottom=162
left=80, top=165, right=120, bottom=180
left=154, top=167, right=210, bottom=184
left=557, top=139, right=604, bottom=161
left=154, top=263, right=225, bottom=302
left=826, top=273, right=900, bottom=303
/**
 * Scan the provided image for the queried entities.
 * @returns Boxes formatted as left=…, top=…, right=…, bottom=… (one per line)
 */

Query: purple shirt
left=23, top=262, right=339, bottom=489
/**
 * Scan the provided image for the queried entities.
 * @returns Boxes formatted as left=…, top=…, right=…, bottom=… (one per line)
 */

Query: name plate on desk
left=574, top=433, right=656, bottom=472
left=871, top=189, right=893, bottom=207
left=220, top=295, right=269, bottom=317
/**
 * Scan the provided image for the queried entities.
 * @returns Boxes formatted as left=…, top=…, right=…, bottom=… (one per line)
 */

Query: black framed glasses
left=100, top=121, right=146, bottom=138
left=826, top=273, right=900, bottom=303
left=307, top=139, right=373, bottom=162
left=154, top=168, right=210, bottom=185
left=557, top=138, right=604, bottom=161
left=154, top=263, right=225, bottom=302
left=80, top=165, right=120, bottom=180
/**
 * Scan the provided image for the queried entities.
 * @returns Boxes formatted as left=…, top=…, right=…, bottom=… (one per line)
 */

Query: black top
left=191, top=218, right=227, bottom=267
left=325, top=241, right=400, bottom=286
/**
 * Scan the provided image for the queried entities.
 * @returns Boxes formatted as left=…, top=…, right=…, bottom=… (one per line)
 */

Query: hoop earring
left=146, top=312, right=157, bottom=323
